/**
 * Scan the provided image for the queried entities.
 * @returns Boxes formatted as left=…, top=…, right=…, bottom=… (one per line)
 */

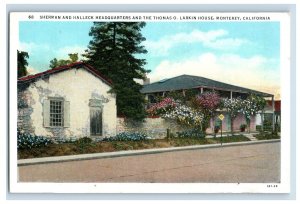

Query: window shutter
left=64, top=101, right=70, bottom=127
left=43, top=99, right=50, bottom=127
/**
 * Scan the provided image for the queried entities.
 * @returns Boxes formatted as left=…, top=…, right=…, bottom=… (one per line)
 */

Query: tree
left=49, top=53, right=78, bottom=69
left=68, top=53, right=78, bottom=62
left=17, top=50, right=29, bottom=78
left=83, top=22, right=149, bottom=120
left=222, top=98, right=242, bottom=135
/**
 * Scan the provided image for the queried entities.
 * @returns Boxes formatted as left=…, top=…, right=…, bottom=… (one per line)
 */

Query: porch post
left=201, top=87, right=203, bottom=94
left=230, top=91, right=233, bottom=99
left=272, top=96, right=275, bottom=131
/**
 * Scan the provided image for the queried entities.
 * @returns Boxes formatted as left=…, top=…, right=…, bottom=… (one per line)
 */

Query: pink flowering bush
left=193, top=92, right=221, bottom=131
left=194, top=92, right=221, bottom=114
left=147, top=92, right=266, bottom=134
left=147, top=97, right=177, bottom=116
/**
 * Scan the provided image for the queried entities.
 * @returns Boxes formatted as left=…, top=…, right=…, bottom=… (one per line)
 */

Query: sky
left=19, top=21, right=280, bottom=99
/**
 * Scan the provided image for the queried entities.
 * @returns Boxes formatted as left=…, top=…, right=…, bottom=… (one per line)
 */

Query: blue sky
left=19, top=21, right=280, bottom=98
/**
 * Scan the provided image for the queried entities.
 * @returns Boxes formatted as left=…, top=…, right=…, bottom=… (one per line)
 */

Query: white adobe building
left=17, top=62, right=117, bottom=139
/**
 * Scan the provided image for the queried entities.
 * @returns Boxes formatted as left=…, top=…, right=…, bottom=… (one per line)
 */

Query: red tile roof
left=18, top=62, right=113, bottom=86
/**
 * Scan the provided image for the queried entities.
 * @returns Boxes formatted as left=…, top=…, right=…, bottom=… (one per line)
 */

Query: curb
left=18, top=139, right=280, bottom=166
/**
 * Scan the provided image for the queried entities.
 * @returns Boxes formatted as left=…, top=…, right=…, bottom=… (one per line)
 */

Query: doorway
left=90, top=107, right=102, bottom=136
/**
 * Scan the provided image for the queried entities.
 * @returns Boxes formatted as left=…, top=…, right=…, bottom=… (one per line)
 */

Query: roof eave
left=17, top=62, right=113, bottom=87
left=141, top=85, right=273, bottom=97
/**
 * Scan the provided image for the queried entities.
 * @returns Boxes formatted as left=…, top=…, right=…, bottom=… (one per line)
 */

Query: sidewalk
left=18, top=139, right=280, bottom=166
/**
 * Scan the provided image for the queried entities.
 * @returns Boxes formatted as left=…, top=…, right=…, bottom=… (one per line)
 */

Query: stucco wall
left=117, top=117, right=186, bottom=139
left=116, top=113, right=257, bottom=138
left=18, top=68, right=117, bottom=138
left=18, top=89, right=35, bottom=134
left=231, top=113, right=256, bottom=132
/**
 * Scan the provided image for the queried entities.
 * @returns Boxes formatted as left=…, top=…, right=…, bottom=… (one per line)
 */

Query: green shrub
left=74, top=137, right=93, bottom=145
left=256, top=125, right=262, bottom=131
left=17, top=129, right=53, bottom=150
left=103, top=132, right=149, bottom=142
left=240, top=124, right=247, bottom=129
left=214, top=125, right=220, bottom=134
left=73, top=137, right=94, bottom=153
left=215, top=134, right=251, bottom=143
left=176, top=129, right=206, bottom=138
left=257, top=122, right=276, bottom=132
left=254, top=132, right=280, bottom=140
left=263, top=120, right=272, bottom=126
left=262, top=120, right=273, bottom=131
left=275, top=123, right=281, bottom=132
left=240, top=124, right=246, bottom=132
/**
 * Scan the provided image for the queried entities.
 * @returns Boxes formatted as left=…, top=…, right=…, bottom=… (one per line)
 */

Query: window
left=50, top=100, right=63, bottom=127
left=43, top=98, right=70, bottom=128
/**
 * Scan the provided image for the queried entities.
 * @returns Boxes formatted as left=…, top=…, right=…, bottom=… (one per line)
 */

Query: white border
left=9, top=12, right=291, bottom=194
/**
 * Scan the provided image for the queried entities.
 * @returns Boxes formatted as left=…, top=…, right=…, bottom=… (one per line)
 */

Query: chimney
left=143, top=77, right=150, bottom=85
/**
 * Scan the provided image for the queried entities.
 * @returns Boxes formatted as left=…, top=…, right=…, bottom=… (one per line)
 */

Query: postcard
left=9, top=12, right=291, bottom=193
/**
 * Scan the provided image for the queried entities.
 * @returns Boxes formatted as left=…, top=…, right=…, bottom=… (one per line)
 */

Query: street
left=18, top=142, right=280, bottom=183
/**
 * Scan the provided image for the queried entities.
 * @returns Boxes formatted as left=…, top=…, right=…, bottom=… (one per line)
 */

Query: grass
left=18, top=135, right=251, bottom=159
left=213, top=134, right=251, bottom=143
left=254, top=132, right=280, bottom=140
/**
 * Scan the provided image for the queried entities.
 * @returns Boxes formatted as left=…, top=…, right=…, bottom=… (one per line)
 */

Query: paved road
left=18, top=142, right=280, bottom=183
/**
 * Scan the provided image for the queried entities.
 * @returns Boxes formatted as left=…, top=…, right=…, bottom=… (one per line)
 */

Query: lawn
left=254, top=132, right=280, bottom=140
left=18, top=135, right=250, bottom=159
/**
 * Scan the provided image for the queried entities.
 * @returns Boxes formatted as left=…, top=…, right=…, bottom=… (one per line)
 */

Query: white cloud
left=204, top=38, right=249, bottom=50
left=19, top=42, right=50, bottom=53
left=148, top=53, right=280, bottom=99
left=26, top=66, right=38, bottom=75
left=144, top=29, right=250, bottom=55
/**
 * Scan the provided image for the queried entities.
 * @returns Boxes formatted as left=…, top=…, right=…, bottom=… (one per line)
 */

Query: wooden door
left=90, top=108, right=102, bottom=136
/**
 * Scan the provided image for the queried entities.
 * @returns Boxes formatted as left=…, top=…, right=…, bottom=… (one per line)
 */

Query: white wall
left=21, top=68, right=116, bottom=138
